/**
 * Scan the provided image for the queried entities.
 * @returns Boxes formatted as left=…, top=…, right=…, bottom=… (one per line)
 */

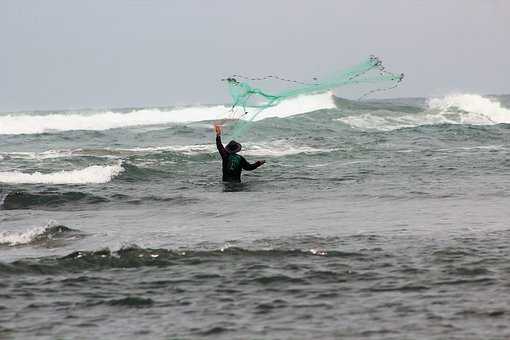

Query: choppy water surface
left=1, top=93, right=510, bottom=339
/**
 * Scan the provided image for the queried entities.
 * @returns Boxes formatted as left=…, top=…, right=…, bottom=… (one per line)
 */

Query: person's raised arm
left=214, top=124, right=228, bottom=159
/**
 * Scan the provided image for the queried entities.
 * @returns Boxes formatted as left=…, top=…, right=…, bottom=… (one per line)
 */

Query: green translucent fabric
left=224, top=55, right=403, bottom=139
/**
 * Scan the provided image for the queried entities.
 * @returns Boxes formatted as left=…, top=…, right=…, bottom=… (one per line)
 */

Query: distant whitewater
left=337, top=94, right=510, bottom=131
left=0, top=93, right=335, bottom=135
left=1, top=93, right=508, bottom=135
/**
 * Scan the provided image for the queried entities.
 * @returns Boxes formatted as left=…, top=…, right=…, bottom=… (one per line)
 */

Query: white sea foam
left=428, top=94, right=510, bottom=124
left=120, top=140, right=335, bottom=157
left=0, top=162, right=123, bottom=184
left=1, top=140, right=335, bottom=160
left=0, top=222, right=59, bottom=246
left=242, top=141, right=335, bottom=157
left=337, top=94, right=510, bottom=131
left=253, top=92, right=335, bottom=120
left=122, top=144, right=216, bottom=155
left=337, top=114, right=427, bottom=131
left=0, top=93, right=334, bottom=135
left=0, top=227, right=47, bottom=246
left=0, top=150, right=74, bottom=160
left=0, top=222, right=69, bottom=246
left=0, top=107, right=223, bottom=135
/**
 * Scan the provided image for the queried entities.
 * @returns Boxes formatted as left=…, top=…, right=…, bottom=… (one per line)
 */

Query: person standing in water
left=215, top=125, right=265, bottom=182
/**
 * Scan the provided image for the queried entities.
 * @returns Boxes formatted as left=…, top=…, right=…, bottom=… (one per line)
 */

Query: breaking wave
left=0, top=93, right=334, bottom=135
left=0, top=162, right=123, bottom=184
left=337, top=94, right=510, bottom=131
left=0, top=223, right=80, bottom=246
left=428, top=94, right=510, bottom=124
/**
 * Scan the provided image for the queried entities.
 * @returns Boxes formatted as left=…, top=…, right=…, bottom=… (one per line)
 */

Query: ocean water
left=1, top=93, right=510, bottom=339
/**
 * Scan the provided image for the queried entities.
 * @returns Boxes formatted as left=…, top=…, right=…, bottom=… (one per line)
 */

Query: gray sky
left=1, top=0, right=508, bottom=112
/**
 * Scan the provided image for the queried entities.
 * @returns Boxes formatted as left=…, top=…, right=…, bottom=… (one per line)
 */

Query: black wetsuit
left=216, top=135, right=261, bottom=182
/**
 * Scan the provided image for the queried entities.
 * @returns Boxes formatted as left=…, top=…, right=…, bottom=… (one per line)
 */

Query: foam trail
left=102, top=140, right=335, bottom=157
left=0, top=150, right=74, bottom=161
left=1, top=140, right=336, bottom=160
left=242, top=142, right=336, bottom=156
left=0, top=93, right=334, bottom=135
left=0, top=162, right=123, bottom=184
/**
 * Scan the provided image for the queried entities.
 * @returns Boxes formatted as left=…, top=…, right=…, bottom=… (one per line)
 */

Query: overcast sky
left=1, top=0, right=508, bottom=112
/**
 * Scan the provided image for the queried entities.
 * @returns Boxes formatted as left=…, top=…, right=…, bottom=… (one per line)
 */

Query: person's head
left=226, top=140, right=242, bottom=154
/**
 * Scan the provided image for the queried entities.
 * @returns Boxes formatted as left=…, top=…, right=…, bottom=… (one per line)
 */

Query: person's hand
left=214, top=124, right=222, bottom=136
left=256, top=160, right=266, bottom=166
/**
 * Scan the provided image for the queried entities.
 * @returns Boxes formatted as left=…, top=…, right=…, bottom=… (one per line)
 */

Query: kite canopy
left=221, top=55, right=404, bottom=139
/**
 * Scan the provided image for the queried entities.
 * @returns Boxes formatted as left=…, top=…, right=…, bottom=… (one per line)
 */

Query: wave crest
left=337, top=94, right=510, bottom=131
left=0, top=245, right=362, bottom=274
left=0, top=93, right=334, bottom=135
left=0, top=162, right=123, bottom=184
left=0, top=223, right=79, bottom=246
left=428, top=94, right=510, bottom=124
